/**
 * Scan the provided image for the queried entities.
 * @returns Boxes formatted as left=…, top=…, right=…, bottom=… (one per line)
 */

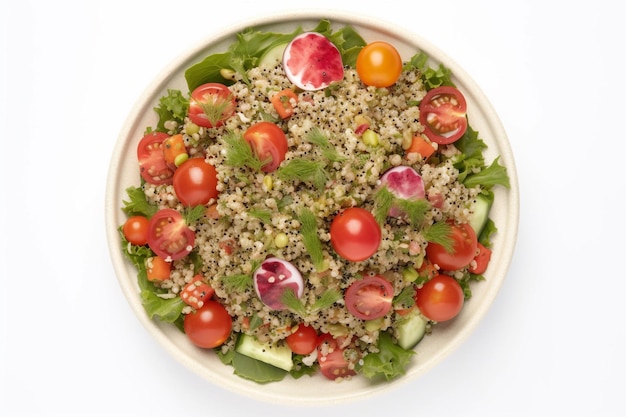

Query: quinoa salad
left=118, top=20, right=510, bottom=383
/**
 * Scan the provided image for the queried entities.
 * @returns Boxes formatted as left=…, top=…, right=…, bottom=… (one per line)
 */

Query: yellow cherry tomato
left=356, top=41, right=403, bottom=87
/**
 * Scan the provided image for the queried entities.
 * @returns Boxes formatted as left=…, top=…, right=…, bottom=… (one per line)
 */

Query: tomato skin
left=183, top=300, right=232, bottom=348
left=243, top=121, right=288, bottom=173
left=147, top=209, right=195, bottom=261
left=330, top=207, right=381, bottom=262
left=416, top=274, right=464, bottom=322
left=145, top=256, right=171, bottom=282
left=172, top=158, right=219, bottom=207
left=188, top=83, right=236, bottom=128
left=317, top=333, right=356, bottom=380
left=426, top=222, right=477, bottom=271
left=122, top=215, right=149, bottom=246
left=137, top=131, right=174, bottom=185
left=470, top=243, right=492, bottom=274
left=271, top=89, right=298, bottom=119
left=180, top=275, right=215, bottom=309
left=419, top=86, right=468, bottom=145
left=344, top=275, right=393, bottom=320
left=356, top=41, right=403, bottom=88
left=286, top=324, right=318, bottom=355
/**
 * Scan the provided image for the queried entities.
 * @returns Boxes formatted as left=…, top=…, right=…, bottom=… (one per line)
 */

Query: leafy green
left=222, top=273, right=253, bottom=292
left=222, top=131, right=268, bottom=171
left=122, top=186, right=158, bottom=218
left=463, top=156, right=510, bottom=189
left=298, top=208, right=325, bottom=271
left=373, top=186, right=396, bottom=225
left=373, top=186, right=430, bottom=227
left=140, top=290, right=185, bottom=323
left=280, top=288, right=307, bottom=316
left=360, top=332, right=414, bottom=380
left=311, top=289, right=342, bottom=312
left=277, top=159, right=328, bottom=190
left=182, top=205, right=206, bottom=225
left=153, top=89, right=189, bottom=132
left=393, top=286, right=416, bottom=310
left=248, top=209, right=272, bottom=224
left=422, top=221, right=454, bottom=252
left=405, top=52, right=455, bottom=90
left=184, top=19, right=366, bottom=90
left=304, top=127, right=345, bottom=163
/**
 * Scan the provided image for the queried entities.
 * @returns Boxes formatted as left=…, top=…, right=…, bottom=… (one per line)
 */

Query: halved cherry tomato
left=344, top=275, right=393, bottom=320
left=419, top=86, right=468, bottom=145
left=470, top=242, right=492, bottom=274
left=172, top=158, right=218, bottom=207
left=356, top=41, right=403, bottom=88
left=162, top=134, right=188, bottom=168
left=426, top=222, right=477, bottom=271
left=147, top=209, right=195, bottom=261
left=286, top=324, right=318, bottom=355
left=188, top=83, right=236, bottom=128
left=180, top=275, right=215, bottom=309
left=330, top=207, right=381, bottom=262
left=243, top=121, right=288, bottom=173
left=137, top=131, right=174, bottom=185
left=416, top=274, right=464, bottom=322
left=271, top=89, right=298, bottom=119
left=145, top=256, right=171, bottom=282
left=122, top=215, right=149, bottom=246
left=183, top=300, right=232, bottom=348
left=317, top=333, right=356, bottom=380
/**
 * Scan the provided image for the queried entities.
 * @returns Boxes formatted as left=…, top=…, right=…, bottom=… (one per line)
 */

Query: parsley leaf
left=153, top=89, right=189, bottom=132
left=122, top=186, right=158, bottom=218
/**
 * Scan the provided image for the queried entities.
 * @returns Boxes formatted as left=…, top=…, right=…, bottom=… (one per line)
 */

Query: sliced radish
left=379, top=166, right=426, bottom=217
left=282, top=32, right=344, bottom=91
left=253, top=257, right=304, bottom=310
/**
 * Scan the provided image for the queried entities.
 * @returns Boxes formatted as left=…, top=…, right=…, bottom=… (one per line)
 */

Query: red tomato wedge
left=282, top=32, right=344, bottom=91
left=137, top=131, right=174, bottom=185
left=147, top=209, right=195, bottom=261
left=253, top=257, right=304, bottom=310
left=419, top=86, right=468, bottom=145
left=344, top=275, right=394, bottom=320
left=188, top=83, right=236, bottom=128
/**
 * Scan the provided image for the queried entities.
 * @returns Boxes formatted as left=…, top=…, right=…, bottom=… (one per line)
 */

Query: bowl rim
left=105, top=9, right=519, bottom=405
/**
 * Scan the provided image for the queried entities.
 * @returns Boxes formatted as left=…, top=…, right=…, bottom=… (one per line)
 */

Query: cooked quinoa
left=141, top=62, right=481, bottom=361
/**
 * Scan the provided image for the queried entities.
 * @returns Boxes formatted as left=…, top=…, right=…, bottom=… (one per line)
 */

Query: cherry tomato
left=147, top=209, right=195, bottom=261
left=286, top=324, right=318, bottom=355
left=419, top=86, right=468, bottom=145
left=344, top=275, right=393, bottom=320
left=183, top=300, right=232, bottom=348
left=188, top=83, right=236, bottom=128
left=122, top=215, right=149, bottom=246
left=137, top=131, right=174, bottom=185
left=317, top=333, right=356, bottom=380
left=416, top=274, right=464, bottom=322
left=180, top=275, right=215, bottom=309
left=356, top=41, right=403, bottom=88
left=426, top=222, right=477, bottom=271
left=172, top=158, right=219, bottom=207
left=330, top=207, right=381, bottom=262
left=470, top=242, right=492, bottom=274
left=243, top=121, right=288, bottom=173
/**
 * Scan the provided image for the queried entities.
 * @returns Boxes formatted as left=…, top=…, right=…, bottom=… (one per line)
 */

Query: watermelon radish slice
left=253, top=257, right=304, bottom=310
left=380, top=166, right=426, bottom=217
left=282, top=32, right=344, bottom=91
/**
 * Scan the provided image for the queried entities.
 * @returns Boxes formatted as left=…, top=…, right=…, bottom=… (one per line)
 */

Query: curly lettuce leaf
left=360, top=332, right=414, bottom=380
left=153, top=89, right=189, bottom=133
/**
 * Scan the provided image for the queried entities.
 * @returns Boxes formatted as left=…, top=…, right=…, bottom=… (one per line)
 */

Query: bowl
left=105, top=10, right=519, bottom=405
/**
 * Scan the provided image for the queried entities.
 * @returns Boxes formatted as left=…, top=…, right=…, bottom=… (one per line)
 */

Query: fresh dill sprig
left=422, top=221, right=454, bottom=252
left=280, top=288, right=306, bottom=316
left=311, top=289, right=342, bottom=312
left=298, top=208, right=325, bottom=271
left=222, top=131, right=268, bottom=170
left=395, top=199, right=430, bottom=226
left=277, top=159, right=328, bottom=190
left=198, top=95, right=232, bottom=127
left=222, top=273, right=252, bottom=291
left=182, top=205, right=207, bottom=225
left=373, top=186, right=396, bottom=225
left=248, top=209, right=272, bottom=224
left=304, top=127, right=346, bottom=162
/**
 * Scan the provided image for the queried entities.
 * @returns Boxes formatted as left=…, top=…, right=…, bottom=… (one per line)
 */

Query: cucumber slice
left=469, top=194, right=492, bottom=235
left=396, top=310, right=428, bottom=350
left=258, top=42, right=288, bottom=68
left=235, top=334, right=293, bottom=371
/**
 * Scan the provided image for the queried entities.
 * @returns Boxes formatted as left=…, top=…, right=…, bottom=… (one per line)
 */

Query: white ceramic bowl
left=105, top=10, right=519, bottom=405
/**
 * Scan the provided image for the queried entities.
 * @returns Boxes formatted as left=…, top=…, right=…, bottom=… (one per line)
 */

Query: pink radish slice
left=282, top=32, right=344, bottom=91
left=253, top=257, right=304, bottom=310
left=379, top=166, right=426, bottom=217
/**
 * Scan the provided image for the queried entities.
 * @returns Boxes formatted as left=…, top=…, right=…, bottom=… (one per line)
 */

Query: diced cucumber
left=396, top=310, right=428, bottom=350
left=258, top=42, right=288, bottom=68
left=235, top=334, right=293, bottom=371
left=469, top=194, right=492, bottom=235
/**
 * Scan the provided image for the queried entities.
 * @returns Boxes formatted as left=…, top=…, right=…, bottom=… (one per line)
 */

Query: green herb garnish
left=422, top=221, right=454, bottom=252
left=277, top=160, right=328, bottom=190
left=222, top=131, right=268, bottom=171
left=298, top=208, right=325, bottom=271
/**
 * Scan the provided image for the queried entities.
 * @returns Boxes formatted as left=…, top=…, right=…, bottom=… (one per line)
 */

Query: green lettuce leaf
left=360, top=332, right=414, bottom=380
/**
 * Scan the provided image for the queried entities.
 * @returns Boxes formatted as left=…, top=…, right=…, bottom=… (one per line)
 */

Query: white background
left=2, top=0, right=625, bottom=416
